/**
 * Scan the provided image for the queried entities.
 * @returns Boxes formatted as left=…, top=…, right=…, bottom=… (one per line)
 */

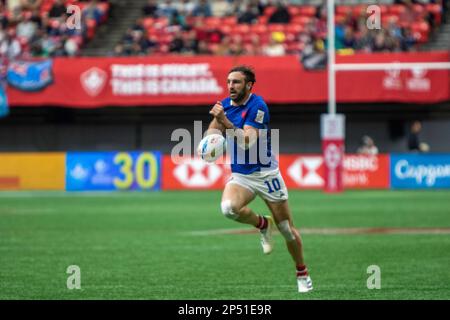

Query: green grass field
left=0, top=190, right=449, bottom=300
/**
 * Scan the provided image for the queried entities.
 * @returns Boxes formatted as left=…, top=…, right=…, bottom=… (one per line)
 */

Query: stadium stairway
left=81, top=0, right=148, bottom=56
left=422, top=8, right=450, bottom=51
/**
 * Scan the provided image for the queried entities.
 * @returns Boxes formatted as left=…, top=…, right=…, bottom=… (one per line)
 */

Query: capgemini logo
left=395, top=160, right=450, bottom=186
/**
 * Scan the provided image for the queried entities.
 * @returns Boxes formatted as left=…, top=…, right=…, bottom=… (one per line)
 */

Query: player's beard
left=230, top=88, right=248, bottom=105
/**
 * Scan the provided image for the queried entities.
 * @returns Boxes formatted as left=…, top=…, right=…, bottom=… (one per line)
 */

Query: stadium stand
left=0, top=0, right=110, bottom=58
left=109, top=0, right=448, bottom=56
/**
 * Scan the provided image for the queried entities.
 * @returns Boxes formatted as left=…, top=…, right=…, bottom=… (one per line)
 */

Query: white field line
left=188, top=227, right=450, bottom=236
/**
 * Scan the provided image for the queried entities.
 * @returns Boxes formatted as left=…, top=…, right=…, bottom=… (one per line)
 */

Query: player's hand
left=209, top=101, right=226, bottom=123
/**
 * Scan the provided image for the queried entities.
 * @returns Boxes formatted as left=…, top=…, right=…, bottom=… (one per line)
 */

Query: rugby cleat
left=297, top=275, right=313, bottom=293
left=260, top=215, right=274, bottom=254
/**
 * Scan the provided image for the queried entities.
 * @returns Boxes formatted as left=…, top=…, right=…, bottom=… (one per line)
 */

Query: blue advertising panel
left=66, top=151, right=161, bottom=191
left=391, top=154, right=450, bottom=189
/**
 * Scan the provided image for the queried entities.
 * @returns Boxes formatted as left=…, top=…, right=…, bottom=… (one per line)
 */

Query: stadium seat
left=299, top=5, right=316, bottom=17
left=268, top=24, right=286, bottom=33
left=250, top=24, right=268, bottom=35
left=336, top=6, right=351, bottom=16
left=288, top=6, right=301, bottom=17
left=222, top=16, right=237, bottom=26
left=205, top=17, right=222, bottom=28
left=389, top=4, right=406, bottom=16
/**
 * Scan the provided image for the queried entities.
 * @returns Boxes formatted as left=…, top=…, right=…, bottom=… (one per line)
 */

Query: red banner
left=161, top=154, right=390, bottom=190
left=7, top=52, right=449, bottom=108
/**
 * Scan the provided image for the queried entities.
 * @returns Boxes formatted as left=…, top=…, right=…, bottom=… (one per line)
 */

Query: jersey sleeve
left=244, top=103, right=269, bottom=129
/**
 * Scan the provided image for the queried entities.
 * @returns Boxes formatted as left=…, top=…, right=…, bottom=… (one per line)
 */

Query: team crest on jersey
left=255, top=109, right=265, bottom=124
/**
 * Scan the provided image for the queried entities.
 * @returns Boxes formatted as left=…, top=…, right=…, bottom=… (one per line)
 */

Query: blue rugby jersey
left=222, top=93, right=278, bottom=174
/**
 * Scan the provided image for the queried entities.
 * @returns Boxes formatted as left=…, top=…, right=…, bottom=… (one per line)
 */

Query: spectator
left=0, top=29, right=21, bottom=59
left=192, top=0, right=212, bottom=18
left=355, top=27, right=374, bottom=52
left=400, top=28, right=416, bottom=51
left=238, top=4, right=258, bottom=24
left=83, top=0, right=103, bottom=25
left=184, top=29, right=199, bottom=54
left=64, top=36, right=78, bottom=56
left=268, top=1, right=290, bottom=24
left=113, top=42, right=128, bottom=56
left=245, top=34, right=263, bottom=55
left=224, top=0, right=242, bottom=17
left=214, top=35, right=232, bottom=55
left=357, top=135, right=379, bottom=155
left=342, top=26, right=355, bottom=49
left=408, top=120, right=430, bottom=152
left=49, top=0, right=66, bottom=18
left=0, top=2, right=8, bottom=28
left=16, top=11, right=38, bottom=41
left=248, top=0, right=266, bottom=16
left=177, top=0, right=195, bottom=17
left=158, top=0, right=178, bottom=19
left=142, top=0, right=158, bottom=17
left=197, top=39, right=211, bottom=54
left=229, top=34, right=244, bottom=55
left=169, top=10, right=186, bottom=29
left=263, top=32, right=286, bottom=56
left=301, top=34, right=327, bottom=70
left=372, top=31, right=389, bottom=52
left=169, top=30, right=184, bottom=53
left=20, top=0, right=41, bottom=11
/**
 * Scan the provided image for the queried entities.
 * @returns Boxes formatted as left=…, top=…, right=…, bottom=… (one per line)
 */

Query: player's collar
left=231, top=93, right=252, bottom=106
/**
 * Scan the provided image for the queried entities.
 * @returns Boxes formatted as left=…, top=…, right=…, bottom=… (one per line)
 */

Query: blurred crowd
left=113, top=0, right=447, bottom=59
left=0, top=0, right=447, bottom=61
left=0, top=0, right=109, bottom=60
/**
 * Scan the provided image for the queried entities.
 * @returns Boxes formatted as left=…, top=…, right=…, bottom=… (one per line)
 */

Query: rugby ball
left=197, top=134, right=226, bottom=163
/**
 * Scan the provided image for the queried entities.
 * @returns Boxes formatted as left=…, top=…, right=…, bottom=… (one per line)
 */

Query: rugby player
left=206, top=65, right=313, bottom=293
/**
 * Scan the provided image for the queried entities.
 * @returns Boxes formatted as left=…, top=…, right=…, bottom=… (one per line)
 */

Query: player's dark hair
left=228, top=65, right=256, bottom=84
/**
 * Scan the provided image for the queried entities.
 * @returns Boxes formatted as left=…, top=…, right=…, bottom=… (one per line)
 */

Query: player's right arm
left=206, top=101, right=226, bottom=136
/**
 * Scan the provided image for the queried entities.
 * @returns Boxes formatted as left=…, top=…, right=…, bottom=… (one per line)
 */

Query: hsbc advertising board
left=280, top=154, right=390, bottom=190
left=162, top=154, right=390, bottom=190
left=162, top=156, right=230, bottom=190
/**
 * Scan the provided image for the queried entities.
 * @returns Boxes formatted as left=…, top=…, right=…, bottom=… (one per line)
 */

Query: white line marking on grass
left=188, top=227, right=450, bottom=236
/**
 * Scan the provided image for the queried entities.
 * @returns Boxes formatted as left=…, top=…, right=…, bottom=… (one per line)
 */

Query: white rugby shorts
left=226, top=168, right=289, bottom=202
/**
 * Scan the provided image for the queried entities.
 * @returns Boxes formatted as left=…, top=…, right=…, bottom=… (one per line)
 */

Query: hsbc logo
left=173, top=158, right=223, bottom=187
left=81, top=67, right=107, bottom=97
left=287, top=157, right=324, bottom=187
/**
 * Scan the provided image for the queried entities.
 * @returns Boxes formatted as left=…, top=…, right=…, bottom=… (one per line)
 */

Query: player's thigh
left=222, top=182, right=255, bottom=210
left=264, top=199, right=294, bottom=225
left=255, top=170, right=289, bottom=203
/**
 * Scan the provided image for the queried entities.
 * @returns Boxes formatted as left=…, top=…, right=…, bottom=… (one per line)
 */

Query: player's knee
left=220, top=200, right=240, bottom=220
left=278, top=220, right=296, bottom=241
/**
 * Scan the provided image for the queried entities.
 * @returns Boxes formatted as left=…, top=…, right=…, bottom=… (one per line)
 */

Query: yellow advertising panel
left=0, top=153, right=65, bottom=190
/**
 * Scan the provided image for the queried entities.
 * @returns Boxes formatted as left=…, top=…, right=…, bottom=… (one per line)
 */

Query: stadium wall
left=1, top=112, right=450, bottom=153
